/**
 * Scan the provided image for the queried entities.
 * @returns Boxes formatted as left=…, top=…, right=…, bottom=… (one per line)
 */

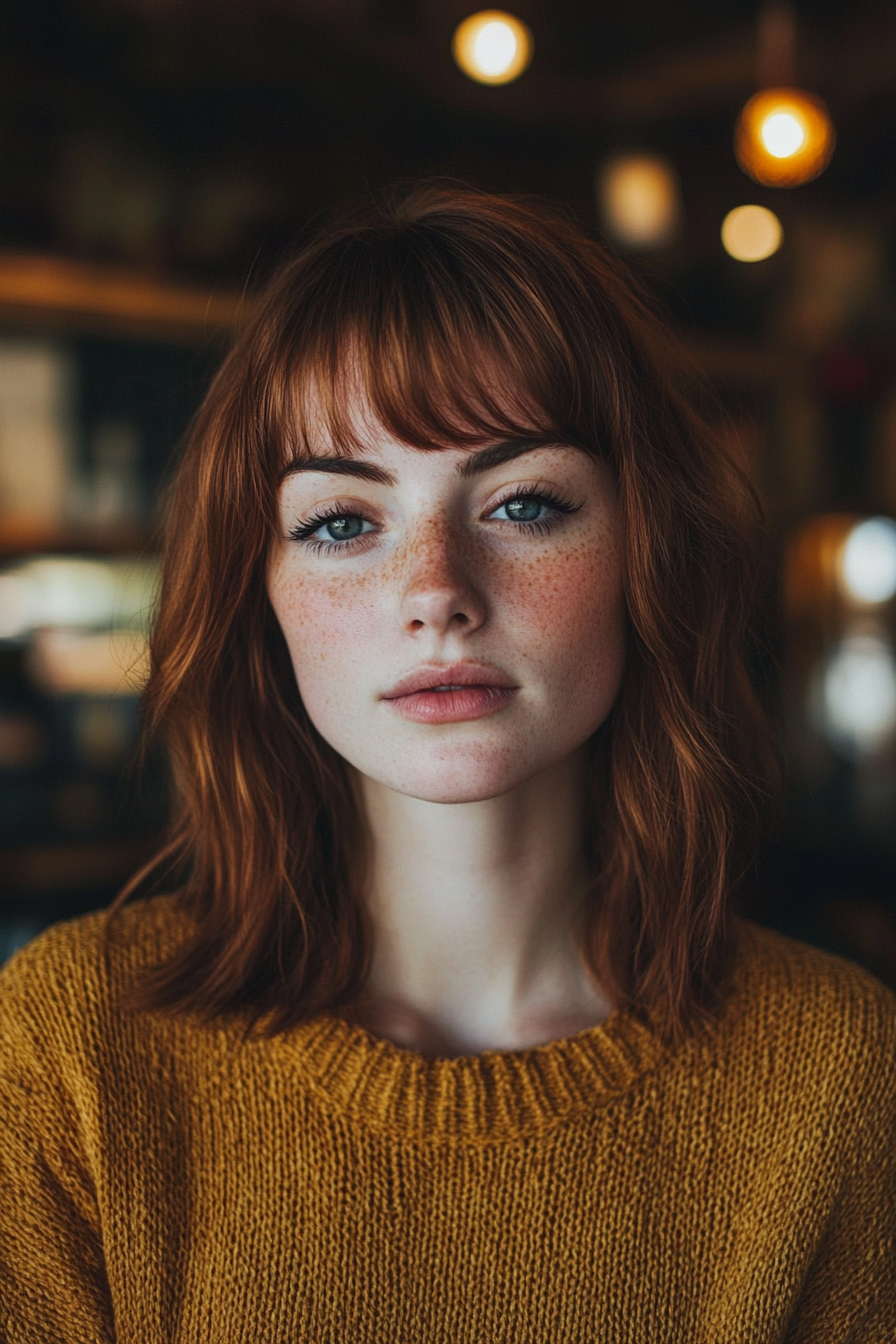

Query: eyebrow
left=279, top=438, right=566, bottom=486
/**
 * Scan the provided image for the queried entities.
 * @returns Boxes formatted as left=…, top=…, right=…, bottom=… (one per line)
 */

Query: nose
left=399, top=518, right=487, bottom=637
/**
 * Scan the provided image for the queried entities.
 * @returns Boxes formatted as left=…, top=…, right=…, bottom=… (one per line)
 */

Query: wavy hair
left=106, top=183, right=776, bottom=1044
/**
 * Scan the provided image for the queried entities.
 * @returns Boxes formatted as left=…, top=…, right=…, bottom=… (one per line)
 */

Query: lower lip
left=385, top=685, right=517, bottom=724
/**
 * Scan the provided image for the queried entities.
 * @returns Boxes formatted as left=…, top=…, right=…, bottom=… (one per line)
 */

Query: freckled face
left=266, top=420, right=626, bottom=804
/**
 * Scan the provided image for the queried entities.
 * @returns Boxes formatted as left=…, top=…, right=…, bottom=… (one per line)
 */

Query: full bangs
left=259, top=216, right=614, bottom=470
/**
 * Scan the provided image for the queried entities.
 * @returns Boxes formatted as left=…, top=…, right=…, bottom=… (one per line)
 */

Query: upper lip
left=383, top=662, right=517, bottom=699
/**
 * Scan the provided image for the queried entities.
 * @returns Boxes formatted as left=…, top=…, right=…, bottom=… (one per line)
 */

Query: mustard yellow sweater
left=1, top=895, right=894, bottom=1343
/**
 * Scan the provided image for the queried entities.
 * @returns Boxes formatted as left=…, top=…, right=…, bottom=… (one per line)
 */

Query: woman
left=1, top=185, right=893, bottom=1342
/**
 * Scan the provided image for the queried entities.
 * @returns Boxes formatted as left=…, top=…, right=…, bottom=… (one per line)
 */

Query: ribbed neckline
left=279, top=1008, right=664, bottom=1143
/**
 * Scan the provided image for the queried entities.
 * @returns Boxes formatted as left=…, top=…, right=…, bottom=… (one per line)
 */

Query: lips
left=384, top=663, right=516, bottom=699
left=382, top=663, right=518, bottom=724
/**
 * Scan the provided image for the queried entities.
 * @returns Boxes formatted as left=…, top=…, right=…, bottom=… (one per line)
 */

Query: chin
left=375, top=744, right=551, bottom=805
left=391, top=777, right=518, bottom=805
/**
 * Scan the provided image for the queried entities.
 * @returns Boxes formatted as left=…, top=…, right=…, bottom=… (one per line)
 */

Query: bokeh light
left=0, top=556, right=157, bottom=640
left=452, top=11, right=533, bottom=86
left=735, top=87, right=835, bottom=187
left=598, top=155, right=681, bottom=249
left=840, top=518, right=896, bottom=605
left=817, top=634, right=896, bottom=754
left=721, top=205, right=783, bottom=262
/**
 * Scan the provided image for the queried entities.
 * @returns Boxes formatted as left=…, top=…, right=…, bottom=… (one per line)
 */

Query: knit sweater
left=0, top=896, right=894, bottom=1343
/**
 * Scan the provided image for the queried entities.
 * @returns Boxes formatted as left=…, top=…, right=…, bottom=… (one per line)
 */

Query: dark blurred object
left=815, top=345, right=896, bottom=511
left=825, top=894, right=896, bottom=988
left=748, top=840, right=896, bottom=987
left=0, top=648, right=52, bottom=840
left=0, top=643, right=168, bottom=848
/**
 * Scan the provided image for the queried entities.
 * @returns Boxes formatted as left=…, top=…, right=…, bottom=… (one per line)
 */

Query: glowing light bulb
left=840, top=518, right=896, bottom=605
left=474, top=21, right=516, bottom=75
left=721, top=205, right=782, bottom=262
left=598, top=156, right=681, bottom=249
left=452, top=11, right=533, bottom=86
left=760, top=111, right=805, bottom=158
left=735, top=87, right=835, bottom=187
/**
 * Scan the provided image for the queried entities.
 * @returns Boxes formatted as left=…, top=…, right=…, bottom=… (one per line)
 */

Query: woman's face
left=267, top=410, right=626, bottom=804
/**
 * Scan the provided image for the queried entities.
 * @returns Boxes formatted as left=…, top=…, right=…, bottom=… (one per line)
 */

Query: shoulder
left=0, top=894, right=192, bottom=1055
left=734, top=917, right=896, bottom=1030
left=720, top=919, right=896, bottom=1115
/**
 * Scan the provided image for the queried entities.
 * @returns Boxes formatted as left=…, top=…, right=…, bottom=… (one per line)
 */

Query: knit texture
left=0, top=895, right=894, bottom=1343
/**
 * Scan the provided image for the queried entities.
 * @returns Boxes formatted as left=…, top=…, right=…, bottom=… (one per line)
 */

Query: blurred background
left=0, top=0, right=894, bottom=985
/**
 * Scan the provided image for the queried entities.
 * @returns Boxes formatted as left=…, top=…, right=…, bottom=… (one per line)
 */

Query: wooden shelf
left=0, top=253, right=251, bottom=344
left=0, top=254, right=783, bottom=390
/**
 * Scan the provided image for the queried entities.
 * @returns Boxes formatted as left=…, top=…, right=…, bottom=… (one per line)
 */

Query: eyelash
left=287, top=501, right=373, bottom=553
left=288, top=485, right=582, bottom=554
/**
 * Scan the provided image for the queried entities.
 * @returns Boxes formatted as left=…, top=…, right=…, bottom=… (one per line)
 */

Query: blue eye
left=289, top=509, right=377, bottom=547
left=486, top=488, right=582, bottom=534
left=315, top=515, right=372, bottom=542
left=493, top=497, right=549, bottom=523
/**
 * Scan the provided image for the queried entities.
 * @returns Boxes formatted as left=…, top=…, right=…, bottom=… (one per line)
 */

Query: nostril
left=401, top=581, right=486, bottom=635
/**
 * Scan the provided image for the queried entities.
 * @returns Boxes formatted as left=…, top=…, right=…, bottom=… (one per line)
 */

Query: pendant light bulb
left=452, top=11, right=533, bottom=86
left=736, top=87, right=835, bottom=187
left=735, top=5, right=834, bottom=187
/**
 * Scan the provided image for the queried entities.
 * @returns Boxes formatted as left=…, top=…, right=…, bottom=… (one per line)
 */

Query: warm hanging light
left=735, top=3, right=835, bottom=187
left=721, top=204, right=783, bottom=262
left=597, top=156, right=681, bottom=249
left=735, top=87, right=835, bottom=187
left=452, top=11, right=533, bottom=86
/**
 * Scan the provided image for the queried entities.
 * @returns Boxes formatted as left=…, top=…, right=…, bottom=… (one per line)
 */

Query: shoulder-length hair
left=106, top=182, right=775, bottom=1045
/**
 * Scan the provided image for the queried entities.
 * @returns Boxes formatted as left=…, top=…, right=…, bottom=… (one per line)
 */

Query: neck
left=351, top=750, right=612, bottom=1057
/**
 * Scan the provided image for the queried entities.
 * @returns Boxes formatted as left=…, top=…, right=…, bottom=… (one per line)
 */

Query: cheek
left=268, top=563, right=385, bottom=696
left=504, top=538, right=625, bottom=660
left=520, top=542, right=626, bottom=734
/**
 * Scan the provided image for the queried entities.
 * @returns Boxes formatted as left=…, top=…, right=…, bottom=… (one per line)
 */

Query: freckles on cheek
left=273, top=566, right=383, bottom=683
left=508, top=542, right=623, bottom=649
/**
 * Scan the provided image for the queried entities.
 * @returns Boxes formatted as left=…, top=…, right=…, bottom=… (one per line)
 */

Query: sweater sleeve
left=0, top=943, right=115, bottom=1344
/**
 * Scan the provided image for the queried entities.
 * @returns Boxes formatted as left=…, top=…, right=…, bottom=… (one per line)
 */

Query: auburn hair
left=106, top=182, right=775, bottom=1044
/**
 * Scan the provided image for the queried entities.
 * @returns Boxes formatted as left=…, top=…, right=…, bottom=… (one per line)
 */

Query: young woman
left=1, top=185, right=893, bottom=1343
